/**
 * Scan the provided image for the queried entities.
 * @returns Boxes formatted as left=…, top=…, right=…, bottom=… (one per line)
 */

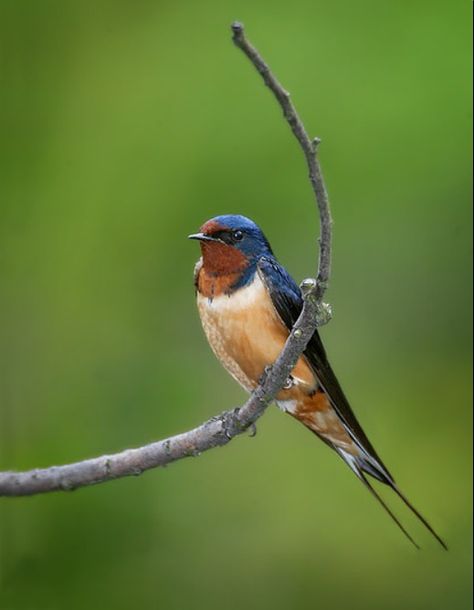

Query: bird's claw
left=282, top=374, right=295, bottom=390
left=247, top=423, right=257, bottom=437
left=213, top=408, right=257, bottom=439
left=220, top=407, right=242, bottom=439
left=258, top=365, right=273, bottom=385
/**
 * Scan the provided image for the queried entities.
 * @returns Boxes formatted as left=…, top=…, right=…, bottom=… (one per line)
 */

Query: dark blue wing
left=257, top=255, right=449, bottom=550
left=257, top=255, right=391, bottom=480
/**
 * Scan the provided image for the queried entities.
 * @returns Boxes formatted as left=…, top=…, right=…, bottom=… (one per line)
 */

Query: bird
left=189, top=214, right=447, bottom=550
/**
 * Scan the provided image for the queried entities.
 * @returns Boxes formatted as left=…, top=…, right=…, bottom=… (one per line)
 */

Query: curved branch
left=0, top=284, right=320, bottom=497
left=231, top=21, right=332, bottom=299
left=0, top=22, right=333, bottom=497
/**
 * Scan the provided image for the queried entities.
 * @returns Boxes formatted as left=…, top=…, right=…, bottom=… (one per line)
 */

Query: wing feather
left=257, top=256, right=392, bottom=481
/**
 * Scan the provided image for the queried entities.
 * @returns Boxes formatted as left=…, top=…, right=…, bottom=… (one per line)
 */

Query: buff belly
left=197, top=272, right=357, bottom=454
left=196, top=273, right=316, bottom=395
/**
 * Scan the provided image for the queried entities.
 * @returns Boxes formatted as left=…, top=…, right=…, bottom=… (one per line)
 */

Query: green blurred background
left=0, top=1, right=471, bottom=609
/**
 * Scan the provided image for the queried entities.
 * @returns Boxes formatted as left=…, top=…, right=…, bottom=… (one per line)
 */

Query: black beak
left=188, top=233, right=220, bottom=243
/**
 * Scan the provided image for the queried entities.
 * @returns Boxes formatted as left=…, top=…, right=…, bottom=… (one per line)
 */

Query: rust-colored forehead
left=200, top=219, right=226, bottom=235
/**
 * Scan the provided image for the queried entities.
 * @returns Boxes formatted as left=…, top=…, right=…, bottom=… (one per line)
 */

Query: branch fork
left=0, top=22, right=333, bottom=497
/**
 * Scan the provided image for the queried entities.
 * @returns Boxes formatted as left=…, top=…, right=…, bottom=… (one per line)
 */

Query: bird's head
left=189, top=215, right=273, bottom=277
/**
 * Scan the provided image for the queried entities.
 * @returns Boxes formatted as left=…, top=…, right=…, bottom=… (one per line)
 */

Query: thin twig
left=0, top=22, right=333, bottom=497
left=231, top=21, right=332, bottom=299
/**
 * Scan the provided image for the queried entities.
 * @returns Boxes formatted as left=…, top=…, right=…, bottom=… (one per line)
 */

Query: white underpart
left=201, top=272, right=266, bottom=312
left=337, top=448, right=361, bottom=476
left=275, top=399, right=298, bottom=414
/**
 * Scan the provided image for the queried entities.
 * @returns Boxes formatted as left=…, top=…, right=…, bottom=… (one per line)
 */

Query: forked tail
left=338, top=448, right=448, bottom=550
left=391, top=482, right=448, bottom=550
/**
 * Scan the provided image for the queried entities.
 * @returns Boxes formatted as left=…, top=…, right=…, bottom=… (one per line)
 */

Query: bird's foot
left=219, top=407, right=242, bottom=439
left=216, top=408, right=258, bottom=439
left=282, top=374, right=295, bottom=390
left=247, top=422, right=257, bottom=437
left=258, top=365, right=273, bottom=386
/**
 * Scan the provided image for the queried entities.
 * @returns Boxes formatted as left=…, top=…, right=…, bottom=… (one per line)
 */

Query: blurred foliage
left=0, top=1, right=471, bottom=609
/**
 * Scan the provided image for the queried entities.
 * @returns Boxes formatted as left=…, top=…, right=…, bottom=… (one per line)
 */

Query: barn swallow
left=189, top=214, right=447, bottom=550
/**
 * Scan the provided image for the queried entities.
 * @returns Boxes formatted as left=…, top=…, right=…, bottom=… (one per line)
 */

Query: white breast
left=199, top=272, right=267, bottom=314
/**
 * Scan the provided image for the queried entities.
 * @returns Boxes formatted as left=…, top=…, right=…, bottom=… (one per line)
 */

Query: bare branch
left=0, top=22, right=333, bottom=497
left=231, top=21, right=332, bottom=300
left=0, top=286, right=320, bottom=497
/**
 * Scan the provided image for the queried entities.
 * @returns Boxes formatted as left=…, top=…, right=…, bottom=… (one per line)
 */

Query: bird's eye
left=232, top=230, right=244, bottom=242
